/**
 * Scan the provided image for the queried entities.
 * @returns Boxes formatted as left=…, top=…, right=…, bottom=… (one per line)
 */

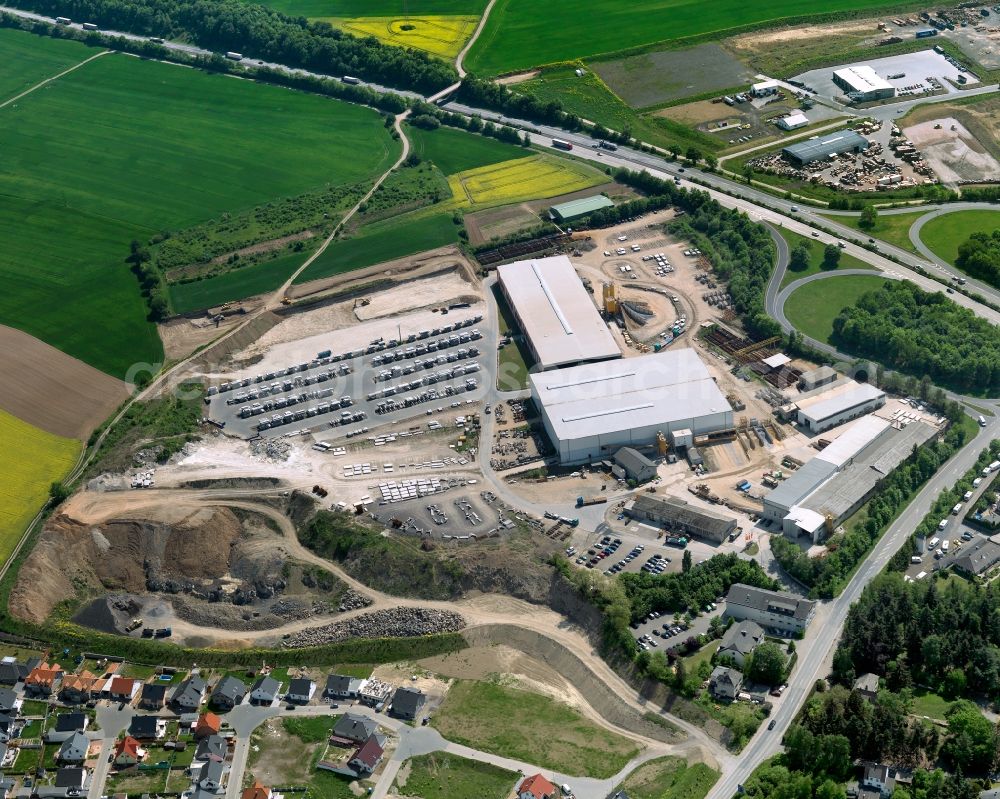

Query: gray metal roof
left=550, top=195, right=614, bottom=221
left=800, top=365, right=837, bottom=384
left=726, top=583, right=816, bottom=622
left=531, top=349, right=732, bottom=442
left=498, top=255, right=620, bottom=370
left=764, top=457, right=838, bottom=512
left=797, top=383, right=884, bottom=425
left=719, top=620, right=764, bottom=657
left=631, top=493, right=737, bottom=537
left=614, top=447, right=657, bottom=474
left=783, top=130, right=869, bottom=164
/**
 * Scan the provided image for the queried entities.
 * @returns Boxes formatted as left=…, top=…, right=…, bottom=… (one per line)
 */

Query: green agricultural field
left=819, top=210, right=925, bottom=255
left=256, top=0, right=486, bottom=19
left=0, top=42, right=397, bottom=375
left=395, top=752, right=517, bottom=799
left=784, top=274, right=889, bottom=343
left=919, top=210, right=1000, bottom=266
left=296, top=213, right=458, bottom=284
left=406, top=125, right=527, bottom=175
left=779, top=229, right=875, bottom=288
left=432, top=680, right=640, bottom=779
left=0, top=27, right=95, bottom=103
left=465, top=0, right=915, bottom=75
left=517, top=66, right=721, bottom=154
left=613, top=757, right=719, bottom=799
left=169, top=250, right=315, bottom=313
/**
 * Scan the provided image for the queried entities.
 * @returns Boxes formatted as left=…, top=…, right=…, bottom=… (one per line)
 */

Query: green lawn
left=296, top=212, right=458, bottom=284
left=0, top=27, right=95, bottom=103
left=779, top=229, right=875, bottom=288
left=819, top=210, right=925, bottom=255
left=331, top=663, right=375, bottom=679
left=20, top=700, right=49, bottom=717
left=282, top=716, right=334, bottom=743
left=396, top=752, right=517, bottom=799
left=784, top=275, right=889, bottom=344
left=682, top=641, right=719, bottom=675
left=516, top=65, right=721, bottom=154
left=254, top=0, right=486, bottom=19
left=465, top=0, right=918, bottom=75
left=407, top=125, right=528, bottom=175
left=919, top=210, right=1000, bottom=266
left=910, top=688, right=956, bottom=721
left=0, top=40, right=397, bottom=376
left=121, top=663, right=158, bottom=680
left=613, top=756, right=719, bottom=799
left=432, top=680, right=640, bottom=779
left=492, top=284, right=534, bottom=391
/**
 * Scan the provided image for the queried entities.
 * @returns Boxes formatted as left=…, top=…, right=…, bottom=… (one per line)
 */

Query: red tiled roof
left=26, top=662, right=62, bottom=687
left=241, top=781, right=270, bottom=799
left=110, top=677, right=138, bottom=696
left=350, top=736, right=384, bottom=769
left=115, top=736, right=142, bottom=760
left=519, top=774, right=557, bottom=799
left=196, top=712, right=222, bottom=736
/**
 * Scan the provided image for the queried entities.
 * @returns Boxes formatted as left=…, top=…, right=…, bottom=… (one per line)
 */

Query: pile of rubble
left=337, top=589, right=373, bottom=613
left=250, top=439, right=291, bottom=461
left=281, top=607, right=466, bottom=648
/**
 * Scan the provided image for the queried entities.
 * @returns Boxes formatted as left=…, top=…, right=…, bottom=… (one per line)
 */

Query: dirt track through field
left=0, top=49, right=108, bottom=109
left=0, top=324, right=129, bottom=438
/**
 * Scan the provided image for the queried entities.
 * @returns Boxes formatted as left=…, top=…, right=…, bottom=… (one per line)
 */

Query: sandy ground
left=0, top=324, right=130, bottom=439
left=729, top=19, right=876, bottom=47
left=159, top=313, right=254, bottom=361
left=496, top=69, right=540, bottom=85
left=903, top=117, right=1000, bottom=186
left=354, top=272, right=478, bottom=320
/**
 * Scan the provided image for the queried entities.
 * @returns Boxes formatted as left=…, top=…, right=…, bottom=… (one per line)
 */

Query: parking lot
left=369, top=488, right=512, bottom=539
left=205, top=314, right=493, bottom=440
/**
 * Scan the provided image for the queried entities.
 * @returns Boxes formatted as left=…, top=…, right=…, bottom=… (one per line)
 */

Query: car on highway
left=768, top=720, right=776, bottom=730
left=811, top=231, right=820, bottom=237
left=790, top=205, right=798, bottom=212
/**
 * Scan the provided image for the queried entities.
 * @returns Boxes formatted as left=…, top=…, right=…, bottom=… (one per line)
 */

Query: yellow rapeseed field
left=0, top=410, right=79, bottom=563
left=448, top=155, right=604, bottom=208
left=333, top=16, right=479, bottom=59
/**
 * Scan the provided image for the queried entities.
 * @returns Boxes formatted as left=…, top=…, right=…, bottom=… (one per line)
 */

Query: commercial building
left=751, top=80, right=780, bottom=97
left=549, top=195, right=614, bottom=223
left=796, top=383, right=885, bottom=433
left=626, top=493, right=738, bottom=544
left=952, top=539, right=1000, bottom=578
left=530, top=349, right=733, bottom=464
left=798, top=365, right=839, bottom=392
left=763, top=415, right=938, bottom=542
left=783, top=130, right=869, bottom=166
left=832, top=65, right=896, bottom=102
left=725, top=583, right=817, bottom=636
left=777, top=113, right=809, bottom=131
left=497, top=255, right=620, bottom=371
left=613, top=447, right=658, bottom=483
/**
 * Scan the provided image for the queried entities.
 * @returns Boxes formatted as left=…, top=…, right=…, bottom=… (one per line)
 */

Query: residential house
left=192, top=788, right=223, bottom=799
left=171, top=676, right=207, bottom=714
left=249, top=676, right=280, bottom=706
left=128, top=715, right=161, bottom=741
left=358, top=679, right=392, bottom=707
left=54, top=767, right=88, bottom=796
left=709, top=666, right=744, bottom=701
left=861, top=763, right=896, bottom=798
left=853, top=673, right=880, bottom=703
left=0, top=715, right=20, bottom=744
left=242, top=781, right=281, bottom=799
left=0, top=690, right=19, bottom=717
left=112, top=736, right=145, bottom=768
left=518, top=774, right=557, bottom=799
left=45, top=713, right=89, bottom=743
left=24, top=662, right=62, bottom=696
left=0, top=658, right=38, bottom=686
left=109, top=678, right=140, bottom=704
left=717, top=620, right=765, bottom=668
left=195, top=713, right=222, bottom=739
left=211, top=677, right=246, bottom=710
left=198, top=759, right=227, bottom=793
left=347, top=735, right=384, bottom=775
left=139, top=683, right=167, bottom=711
left=194, top=734, right=227, bottom=762
left=57, top=732, right=90, bottom=763
left=60, top=672, right=99, bottom=705
left=286, top=679, right=315, bottom=705
left=332, top=714, right=377, bottom=744
left=389, top=687, right=425, bottom=721
left=324, top=675, right=362, bottom=700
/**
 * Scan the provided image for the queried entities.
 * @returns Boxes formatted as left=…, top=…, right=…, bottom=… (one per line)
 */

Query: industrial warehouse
left=832, top=65, right=896, bottom=102
left=782, top=130, right=870, bottom=166
left=762, top=415, right=938, bottom=543
left=529, top=349, right=734, bottom=464
left=626, top=493, right=739, bottom=543
left=497, top=255, right=620, bottom=371
left=794, top=382, right=886, bottom=433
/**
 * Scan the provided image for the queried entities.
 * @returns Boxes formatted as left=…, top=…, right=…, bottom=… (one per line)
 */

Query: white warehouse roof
left=797, top=383, right=885, bottom=426
left=813, top=414, right=890, bottom=467
left=530, top=348, right=732, bottom=442
left=833, top=65, right=894, bottom=94
left=497, top=255, right=620, bottom=370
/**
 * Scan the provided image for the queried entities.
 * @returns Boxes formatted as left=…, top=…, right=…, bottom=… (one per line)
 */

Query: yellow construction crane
left=603, top=282, right=619, bottom=315
left=733, top=335, right=781, bottom=360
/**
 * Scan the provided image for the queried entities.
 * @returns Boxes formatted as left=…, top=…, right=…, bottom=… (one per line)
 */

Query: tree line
left=11, top=0, right=457, bottom=93
left=832, top=281, right=1000, bottom=394
left=957, top=230, right=1000, bottom=290
left=771, top=419, right=971, bottom=599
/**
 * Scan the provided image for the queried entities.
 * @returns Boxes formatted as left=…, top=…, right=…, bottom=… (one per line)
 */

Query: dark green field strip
left=295, top=212, right=458, bottom=284
left=255, top=0, right=487, bottom=18
left=0, top=27, right=94, bottom=104
left=406, top=125, right=527, bottom=175
left=169, top=251, right=310, bottom=313
left=466, top=0, right=921, bottom=75
left=0, top=196, right=163, bottom=376
left=0, top=54, right=400, bottom=230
